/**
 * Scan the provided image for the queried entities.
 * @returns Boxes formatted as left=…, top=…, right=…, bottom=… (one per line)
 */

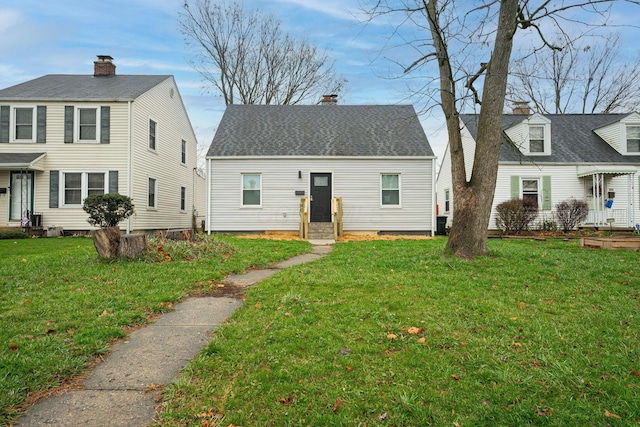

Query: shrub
left=0, top=230, right=29, bottom=240
left=495, top=198, right=539, bottom=234
left=82, top=194, right=135, bottom=228
left=555, top=198, right=589, bottom=232
left=538, top=218, right=558, bottom=232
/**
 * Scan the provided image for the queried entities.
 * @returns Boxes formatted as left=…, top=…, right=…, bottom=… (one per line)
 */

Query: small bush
left=83, top=194, right=135, bottom=228
left=555, top=199, right=589, bottom=232
left=0, top=230, right=29, bottom=240
left=495, top=198, right=539, bottom=234
left=537, top=218, right=558, bottom=232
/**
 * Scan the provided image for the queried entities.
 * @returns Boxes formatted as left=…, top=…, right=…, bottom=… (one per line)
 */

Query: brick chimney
left=319, top=94, right=338, bottom=105
left=512, top=101, right=531, bottom=115
left=94, top=55, right=116, bottom=77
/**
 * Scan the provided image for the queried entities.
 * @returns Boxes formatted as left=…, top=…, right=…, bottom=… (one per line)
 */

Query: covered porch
left=0, top=152, right=46, bottom=228
left=577, top=165, right=638, bottom=228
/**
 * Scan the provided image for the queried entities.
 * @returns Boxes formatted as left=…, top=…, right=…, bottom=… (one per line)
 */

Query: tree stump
left=118, top=234, right=147, bottom=258
left=92, top=227, right=122, bottom=258
left=91, top=227, right=147, bottom=258
left=166, top=229, right=193, bottom=241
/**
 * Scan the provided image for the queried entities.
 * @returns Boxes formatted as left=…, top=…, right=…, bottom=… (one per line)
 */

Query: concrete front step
left=308, top=222, right=334, bottom=240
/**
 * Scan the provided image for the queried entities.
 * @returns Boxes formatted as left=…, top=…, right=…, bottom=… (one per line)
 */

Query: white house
left=206, top=102, right=436, bottom=237
left=436, top=108, right=640, bottom=231
left=0, top=56, right=205, bottom=234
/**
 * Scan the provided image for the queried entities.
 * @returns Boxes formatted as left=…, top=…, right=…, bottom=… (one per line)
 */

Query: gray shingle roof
left=207, top=104, right=434, bottom=157
left=0, top=152, right=45, bottom=166
left=460, top=114, right=640, bottom=163
left=0, top=74, right=172, bottom=102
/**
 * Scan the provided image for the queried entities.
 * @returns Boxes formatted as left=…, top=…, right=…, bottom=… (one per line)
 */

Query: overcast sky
left=1, top=0, right=638, bottom=163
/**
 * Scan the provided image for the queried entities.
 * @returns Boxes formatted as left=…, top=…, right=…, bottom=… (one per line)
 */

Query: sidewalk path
left=15, top=243, right=332, bottom=427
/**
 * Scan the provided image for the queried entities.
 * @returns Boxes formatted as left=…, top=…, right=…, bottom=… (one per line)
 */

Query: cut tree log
left=166, top=229, right=193, bottom=241
left=91, top=227, right=147, bottom=258
left=119, top=234, right=147, bottom=258
left=92, top=227, right=121, bottom=258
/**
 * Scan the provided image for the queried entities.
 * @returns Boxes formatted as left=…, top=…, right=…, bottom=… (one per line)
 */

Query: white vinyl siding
left=209, top=158, right=434, bottom=232
left=128, top=78, right=200, bottom=230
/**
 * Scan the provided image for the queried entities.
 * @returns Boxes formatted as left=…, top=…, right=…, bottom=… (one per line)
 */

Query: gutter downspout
left=126, top=100, right=132, bottom=234
left=206, top=157, right=211, bottom=235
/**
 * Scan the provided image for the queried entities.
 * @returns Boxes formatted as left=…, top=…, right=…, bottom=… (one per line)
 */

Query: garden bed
left=581, top=236, right=640, bottom=251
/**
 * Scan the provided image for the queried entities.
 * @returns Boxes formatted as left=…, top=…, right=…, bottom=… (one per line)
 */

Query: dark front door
left=310, top=173, right=332, bottom=222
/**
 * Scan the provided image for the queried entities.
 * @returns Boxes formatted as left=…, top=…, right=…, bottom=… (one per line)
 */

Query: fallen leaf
left=482, top=400, right=489, bottom=406
left=44, top=329, right=55, bottom=334
left=450, top=374, right=461, bottom=381
left=532, top=360, right=542, bottom=367
left=417, top=337, right=428, bottom=345
left=511, top=342, right=522, bottom=348
left=386, top=333, right=398, bottom=340
left=604, top=410, right=621, bottom=419
left=519, top=302, right=526, bottom=309
left=21, top=258, right=27, bottom=263
left=345, top=365, right=354, bottom=371
left=537, top=408, right=552, bottom=416
left=337, top=348, right=351, bottom=356
left=9, top=345, right=18, bottom=351
left=99, top=310, right=108, bottom=317
left=379, top=412, right=387, bottom=421
left=254, top=303, right=261, bottom=309
left=216, top=284, right=225, bottom=288
left=407, top=327, right=423, bottom=335
left=332, top=396, right=344, bottom=412
left=510, top=317, right=518, bottom=321
left=279, top=396, right=293, bottom=405
left=66, top=329, right=74, bottom=335
left=630, top=369, right=640, bottom=377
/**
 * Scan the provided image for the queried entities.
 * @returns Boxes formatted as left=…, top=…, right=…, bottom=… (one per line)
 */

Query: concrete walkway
left=16, top=244, right=332, bottom=427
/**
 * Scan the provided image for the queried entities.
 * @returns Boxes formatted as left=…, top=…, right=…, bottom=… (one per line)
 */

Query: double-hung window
left=381, top=174, right=400, bottom=206
left=14, top=107, right=35, bottom=141
left=242, top=174, right=261, bottom=206
left=181, top=139, right=187, bottom=164
left=529, top=125, right=545, bottom=153
left=627, top=125, right=640, bottom=153
left=62, top=172, right=106, bottom=206
left=444, top=189, right=450, bottom=212
left=148, top=178, right=157, bottom=208
left=521, top=178, right=540, bottom=208
left=78, top=107, right=98, bottom=141
left=149, top=119, right=157, bottom=151
left=180, top=186, right=186, bottom=211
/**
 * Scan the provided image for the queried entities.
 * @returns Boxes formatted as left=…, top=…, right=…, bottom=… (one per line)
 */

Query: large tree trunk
left=429, top=0, right=519, bottom=259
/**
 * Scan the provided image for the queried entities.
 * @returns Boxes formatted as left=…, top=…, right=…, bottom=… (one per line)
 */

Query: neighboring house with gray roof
left=206, top=102, right=436, bottom=236
left=0, top=55, right=205, bottom=233
left=436, top=107, right=640, bottom=231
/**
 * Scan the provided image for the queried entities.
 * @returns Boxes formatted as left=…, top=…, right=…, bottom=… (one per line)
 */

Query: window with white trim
left=181, top=139, right=187, bottom=164
left=149, top=119, right=157, bottom=151
left=627, top=125, right=640, bottom=153
left=529, top=125, right=545, bottom=153
left=242, top=174, right=261, bottom=206
left=77, top=107, right=99, bottom=141
left=180, top=186, right=186, bottom=211
left=521, top=178, right=540, bottom=208
left=381, top=174, right=400, bottom=206
left=14, top=107, right=35, bottom=141
left=444, top=189, right=450, bottom=212
left=62, top=172, right=106, bottom=206
left=148, top=178, right=157, bottom=208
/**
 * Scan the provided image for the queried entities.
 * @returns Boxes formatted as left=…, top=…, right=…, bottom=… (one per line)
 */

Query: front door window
left=310, top=173, right=332, bottom=222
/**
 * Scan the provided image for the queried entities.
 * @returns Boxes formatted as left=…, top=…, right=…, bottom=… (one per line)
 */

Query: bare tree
left=179, top=0, right=344, bottom=105
left=508, top=34, right=640, bottom=113
left=366, top=0, right=638, bottom=259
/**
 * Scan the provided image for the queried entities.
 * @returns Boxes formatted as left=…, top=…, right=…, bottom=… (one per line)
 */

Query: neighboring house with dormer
left=0, top=56, right=205, bottom=234
left=206, top=102, right=436, bottom=237
left=436, top=106, right=640, bottom=230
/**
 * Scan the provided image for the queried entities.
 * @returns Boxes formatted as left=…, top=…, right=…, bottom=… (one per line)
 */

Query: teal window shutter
left=49, top=171, right=59, bottom=208
left=100, top=106, right=110, bottom=144
left=542, top=176, right=552, bottom=210
left=109, top=171, right=118, bottom=193
left=510, top=176, right=520, bottom=199
left=36, top=106, right=46, bottom=143
left=64, top=106, right=74, bottom=143
left=0, top=105, right=9, bottom=143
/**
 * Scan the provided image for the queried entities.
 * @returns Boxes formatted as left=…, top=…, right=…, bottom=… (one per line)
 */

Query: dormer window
left=627, top=125, right=640, bottom=153
left=529, top=125, right=545, bottom=153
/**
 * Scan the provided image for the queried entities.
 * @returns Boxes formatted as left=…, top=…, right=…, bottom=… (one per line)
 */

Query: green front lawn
left=156, top=238, right=640, bottom=426
left=0, top=235, right=310, bottom=424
